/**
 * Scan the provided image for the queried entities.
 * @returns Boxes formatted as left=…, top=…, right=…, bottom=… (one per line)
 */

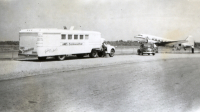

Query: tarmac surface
left=0, top=54, right=200, bottom=112
left=1, top=53, right=200, bottom=81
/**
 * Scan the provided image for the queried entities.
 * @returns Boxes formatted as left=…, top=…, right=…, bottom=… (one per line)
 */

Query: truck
left=137, top=43, right=155, bottom=56
left=18, top=28, right=115, bottom=60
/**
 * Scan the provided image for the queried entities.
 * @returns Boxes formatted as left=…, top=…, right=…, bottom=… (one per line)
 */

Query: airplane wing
left=155, top=40, right=187, bottom=46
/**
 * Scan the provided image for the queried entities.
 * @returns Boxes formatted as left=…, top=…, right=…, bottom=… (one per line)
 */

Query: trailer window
left=61, top=34, right=66, bottom=39
left=68, top=34, right=72, bottom=40
left=74, top=35, right=78, bottom=40
left=85, top=35, right=89, bottom=39
left=80, top=35, right=83, bottom=40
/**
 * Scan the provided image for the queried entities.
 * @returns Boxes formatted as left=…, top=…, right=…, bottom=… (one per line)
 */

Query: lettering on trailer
left=69, top=43, right=82, bottom=45
left=62, top=43, right=83, bottom=46
left=19, top=47, right=34, bottom=53
left=45, top=48, right=57, bottom=54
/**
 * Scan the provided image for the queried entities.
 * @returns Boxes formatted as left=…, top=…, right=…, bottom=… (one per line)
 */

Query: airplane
left=134, top=34, right=195, bottom=52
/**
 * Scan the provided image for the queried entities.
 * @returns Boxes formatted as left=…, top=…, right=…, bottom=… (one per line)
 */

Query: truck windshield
left=144, top=44, right=153, bottom=48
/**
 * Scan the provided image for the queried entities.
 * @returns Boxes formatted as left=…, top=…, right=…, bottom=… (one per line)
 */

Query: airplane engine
left=178, top=44, right=188, bottom=51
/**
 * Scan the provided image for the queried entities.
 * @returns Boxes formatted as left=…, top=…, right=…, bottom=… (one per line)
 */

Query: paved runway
left=1, top=53, right=200, bottom=80
left=0, top=54, right=200, bottom=112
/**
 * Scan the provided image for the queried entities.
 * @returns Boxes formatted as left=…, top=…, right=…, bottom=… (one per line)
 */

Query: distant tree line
left=0, top=41, right=19, bottom=45
left=1, top=40, right=200, bottom=48
left=106, top=40, right=200, bottom=48
left=0, top=40, right=141, bottom=46
left=195, top=43, right=200, bottom=48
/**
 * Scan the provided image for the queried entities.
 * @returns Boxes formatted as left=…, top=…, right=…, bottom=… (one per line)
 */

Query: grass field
left=0, top=45, right=19, bottom=51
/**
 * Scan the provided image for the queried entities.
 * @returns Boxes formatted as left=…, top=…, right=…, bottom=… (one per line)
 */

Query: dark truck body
left=137, top=44, right=155, bottom=56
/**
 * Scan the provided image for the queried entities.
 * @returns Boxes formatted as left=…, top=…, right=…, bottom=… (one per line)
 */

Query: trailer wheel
left=90, top=50, right=98, bottom=58
left=98, top=52, right=103, bottom=57
left=38, top=57, right=46, bottom=60
left=109, top=49, right=115, bottom=57
left=56, top=55, right=66, bottom=61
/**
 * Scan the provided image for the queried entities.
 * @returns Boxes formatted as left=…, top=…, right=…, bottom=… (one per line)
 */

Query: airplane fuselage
left=134, top=34, right=174, bottom=44
left=134, top=34, right=194, bottom=48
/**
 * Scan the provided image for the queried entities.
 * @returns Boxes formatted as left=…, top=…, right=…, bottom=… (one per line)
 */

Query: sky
left=0, top=0, right=200, bottom=41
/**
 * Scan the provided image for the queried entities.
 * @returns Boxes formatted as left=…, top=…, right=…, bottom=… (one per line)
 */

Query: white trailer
left=18, top=28, right=115, bottom=60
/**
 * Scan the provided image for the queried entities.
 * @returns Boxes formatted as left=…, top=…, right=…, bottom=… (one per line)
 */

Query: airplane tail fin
left=181, top=36, right=194, bottom=49
left=185, top=35, right=194, bottom=46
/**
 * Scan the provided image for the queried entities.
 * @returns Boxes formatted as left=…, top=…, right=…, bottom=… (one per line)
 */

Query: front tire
left=89, top=50, right=98, bottom=58
left=98, top=52, right=103, bottom=57
left=109, top=49, right=115, bottom=57
left=56, top=55, right=66, bottom=61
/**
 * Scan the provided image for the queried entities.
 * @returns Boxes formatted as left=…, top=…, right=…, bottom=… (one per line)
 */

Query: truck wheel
left=90, top=50, right=98, bottom=58
left=153, top=53, right=155, bottom=56
left=148, top=53, right=150, bottom=55
left=56, top=55, right=66, bottom=61
left=38, top=57, right=46, bottom=60
left=137, top=49, right=140, bottom=55
left=77, top=54, right=84, bottom=58
left=98, top=52, right=103, bottom=57
left=109, top=49, right=115, bottom=57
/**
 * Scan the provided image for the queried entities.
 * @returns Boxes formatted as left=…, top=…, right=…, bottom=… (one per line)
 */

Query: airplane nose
left=134, top=36, right=144, bottom=41
left=134, top=36, right=141, bottom=38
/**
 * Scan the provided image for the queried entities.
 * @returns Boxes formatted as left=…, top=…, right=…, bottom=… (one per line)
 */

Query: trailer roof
left=19, top=28, right=101, bottom=34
